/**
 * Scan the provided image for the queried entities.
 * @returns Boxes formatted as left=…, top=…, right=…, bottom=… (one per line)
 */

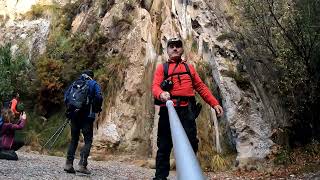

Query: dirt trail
left=0, top=152, right=319, bottom=179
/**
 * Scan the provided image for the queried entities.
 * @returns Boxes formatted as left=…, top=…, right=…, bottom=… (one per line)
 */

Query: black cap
left=167, top=37, right=183, bottom=47
left=82, top=70, right=94, bottom=78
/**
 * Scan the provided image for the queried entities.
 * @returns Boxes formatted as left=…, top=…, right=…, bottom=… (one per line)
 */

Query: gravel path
left=0, top=152, right=319, bottom=180
left=0, top=152, right=160, bottom=180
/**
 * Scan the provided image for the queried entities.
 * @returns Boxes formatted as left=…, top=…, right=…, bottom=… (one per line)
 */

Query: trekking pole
left=42, top=120, right=68, bottom=149
left=42, top=119, right=69, bottom=151
left=47, top=120, right=69, bottom=150
left=166, top=100, right=205, bottom=180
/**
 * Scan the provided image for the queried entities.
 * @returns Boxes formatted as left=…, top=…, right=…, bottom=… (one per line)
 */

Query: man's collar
left=168, top=58, right=182, bottom=63
left=167, top=58, right=187, bottom=63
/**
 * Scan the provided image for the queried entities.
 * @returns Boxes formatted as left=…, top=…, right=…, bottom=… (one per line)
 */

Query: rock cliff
left=0, top=0, right=288, bottom=168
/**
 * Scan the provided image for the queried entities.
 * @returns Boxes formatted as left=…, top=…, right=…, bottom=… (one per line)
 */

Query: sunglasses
left=168, top=43, right=182, bottom=48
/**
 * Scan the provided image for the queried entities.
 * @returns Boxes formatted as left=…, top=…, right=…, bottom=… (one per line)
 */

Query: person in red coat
left=10, top=92, right=20, bottom=116
left=152, top=37, right=224, bottom=180
left=0, top=108, right=27, bottom=153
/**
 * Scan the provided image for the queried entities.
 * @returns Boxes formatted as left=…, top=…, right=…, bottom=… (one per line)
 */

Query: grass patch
left=191, top=40, right=198, bottom=53
left=223, top=70, right=252, bottom=91
left=274, top=148, right=292, bottom=165
left=211, top=154, right=229, bottom=171
left=21, top=110, right=70, bottom=153
left=23, top=4, right=58, bottom=20
left=195, top=61, right=213, bottom=85
left=216, top=32, right=237, bottom=42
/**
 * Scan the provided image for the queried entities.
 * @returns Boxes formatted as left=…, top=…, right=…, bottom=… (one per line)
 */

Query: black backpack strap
left=183, top=63, right=192, bottom=80
left=163, top=62, right=169, bottom=80
left=163, top=62, right=193, bottom=81
left=183, top=63, right=195, bottom=88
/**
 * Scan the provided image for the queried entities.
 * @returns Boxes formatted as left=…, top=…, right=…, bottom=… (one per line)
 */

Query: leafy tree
left=0, top=44, right=30, bottom=102
left=230, top=0, right=320, bottom=143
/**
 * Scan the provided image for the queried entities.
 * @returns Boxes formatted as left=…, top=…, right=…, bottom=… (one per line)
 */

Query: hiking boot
left=77, top=165, right=91, bottom=174
left=64, top=162, right=76, bottom=174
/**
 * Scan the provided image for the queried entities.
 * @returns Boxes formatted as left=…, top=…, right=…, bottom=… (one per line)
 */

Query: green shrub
left=191, top=41, right=198, bottom=53
left=0, top=44, right=30, bottom=101
left=26, top=5, right=43, bottom=19
left=36, top=56, right=64, bottom=114
left=274, top=149, right=292, bottom=165
left=223, top=70, right=252, bottom=91
left=216, top=32, right=237, bottom=42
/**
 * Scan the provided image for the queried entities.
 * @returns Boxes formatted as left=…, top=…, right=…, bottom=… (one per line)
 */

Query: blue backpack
left=2, top=100, right=12, bottom=109
left=65, top=79, right=91, bottom=110
left=0, top=116, right=3, bottom=128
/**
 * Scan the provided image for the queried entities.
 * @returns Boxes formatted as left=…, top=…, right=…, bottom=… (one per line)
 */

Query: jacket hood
left=80, top=74, right=93, bottom=80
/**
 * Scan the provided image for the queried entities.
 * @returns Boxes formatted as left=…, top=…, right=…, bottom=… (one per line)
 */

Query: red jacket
left=0, top=117, right=27, bottom=150
left=152, top=60, right=220, bottom=107
left=10, top=98, right=19, bottom=115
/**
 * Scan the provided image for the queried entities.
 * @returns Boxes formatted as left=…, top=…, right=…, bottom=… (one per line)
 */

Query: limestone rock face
left=93, top=1, right=155, bottom=155
left=0, top=19, right=50, bottom=61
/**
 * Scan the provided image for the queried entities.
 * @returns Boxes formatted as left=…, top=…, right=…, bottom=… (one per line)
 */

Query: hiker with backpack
left=63, top=70, right=103, bottom=174
left=152, top=37, right=224, bottom=180
left=0, top=108, right=27, bottom=160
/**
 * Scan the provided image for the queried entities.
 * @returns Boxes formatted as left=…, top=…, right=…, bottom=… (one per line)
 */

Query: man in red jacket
left=152, top=37, right=223, bottom=180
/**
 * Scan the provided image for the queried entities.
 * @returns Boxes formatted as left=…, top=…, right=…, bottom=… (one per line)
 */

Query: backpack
left=154, top=62, right=193, bottom=105
left=65, top=79, right=91, bottom=110
left=2, top=100, right=12, bottom=109
left=0, top=116, right=3, bottom=128
left=155, top=62, right=202, bottom=118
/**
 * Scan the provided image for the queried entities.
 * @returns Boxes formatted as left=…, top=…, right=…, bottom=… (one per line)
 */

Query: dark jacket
left=0, top=116, right=3, bottom=128
left=0, top=117, right=26, bottom=150
left=64, top=74, right=103, bottom=118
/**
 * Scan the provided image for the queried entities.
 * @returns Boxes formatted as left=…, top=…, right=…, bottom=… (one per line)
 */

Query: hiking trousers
left=154, top=105, right=199, bottom=179
left=66, top=116, right=94, bottom=167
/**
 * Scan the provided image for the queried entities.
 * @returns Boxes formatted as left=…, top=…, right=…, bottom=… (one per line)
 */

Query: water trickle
left=211, top=107, right=222, bottom=153
left=144, top=32, right=156, bottom=66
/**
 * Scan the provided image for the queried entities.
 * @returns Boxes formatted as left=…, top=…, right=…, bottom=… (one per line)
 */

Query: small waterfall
left=211, top=107, right=222, bottom=153
left=144, top=32, right=157, bottom=66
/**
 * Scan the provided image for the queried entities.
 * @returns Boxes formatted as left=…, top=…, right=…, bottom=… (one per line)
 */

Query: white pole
left=166, top=100, right=205, bottom=180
